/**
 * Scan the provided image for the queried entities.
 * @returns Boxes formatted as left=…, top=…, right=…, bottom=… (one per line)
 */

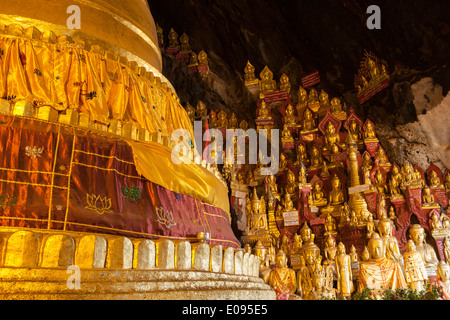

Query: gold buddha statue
left=294, top=142, right=308, bottom=167
left=244, top=61, right=258, bottom=86
left=378, top=218, right=403, bottom=267
left=179, top=33, right=191, bottom=53
left=375, top=146, right=390, bottom=167
left=309, top=183, right=328, bottom=207
left=279, top=73, right=291, bottom=93
left=431, top=211, right=443, bottom=232
left=198, top=50, right=208, bottom=67
left=364, top=121, right=379, bottom=143
left=298, top=242, right=321, bottom=298
left=324, top=214, right=337, bottom=236
left=307, top=263, right=336, bottom=300
left=300, top=108, right=318, bottom=134
left=437, top=261, right=450, bottom=300
left=374, top=170, right=387, bottom=194
left=266, top=174, right=280, bottom=201
left=403, top=240, right=429, bottom=292
left=408, top=224, right=439, bottom=268
left=358, top=233, right=407, bottom=298
left=328, top=173, right=345, bottom=207
left=292, top=233, right=303, bottom=254
left=208, top=110, right=217, bottom=128
left=328, top=144, right=344, bottom=169
left=228, top=113, right=238, bottom=129
left=347, top=119, right=363, bottom=147
left=401, top=161, right=422, bottom=190
left=362, top=153, right=373, bottom=171
left=429, top=170, right=444, bottom=189
left=188, top=52, right=199, bottom=67
left=279, top=235, right=291, bottom=255
left=196, top=101, right=208, bottom=118
left=279, top=153, right=288, bottom=172
left=185, top=102, right=196, bottom=123
left=318, top=90, right=330, bottom=116
left=167, top=28, right=179, bottom=48
left=259, top=66, right=277, bottom=94
left=388, top=206, right=397, bottom=220
left=285, top=169, right=297, bottom=196
left=307, top=88, right=320, bottom=113
left=422, top=185, right=439, bottom=209
left=239, top=120, right=248, bottom=131
left=349, top=245, right=359, bottom=264
left=330, top=97, right=347, bottom=120
left=252, top=240, right=271, bottom=283
left=284, top=104, right=298, bottom=127
left=299, top=222, right=315, bottom=246
left=298, top=165, right=308, bottom=186
left=257, top=99, right=272, bottom=120
left=296, top=86, right=308, bottom=116
left=217, top=110, right=228, bottom=128
left=335, top=242, right=354, bottom=298
left=268, top=249, right=298, bottom=297
left=308, top=145, right=323, bottom=171
left=389, top=166, right=404, bottom=199
left=281, top=192, right=295, bottom=212
left=323, top=122, right=345, bottom=152
left=281, top=124, right=294, bottom=144
left=366, top=214, right=375, bottom=238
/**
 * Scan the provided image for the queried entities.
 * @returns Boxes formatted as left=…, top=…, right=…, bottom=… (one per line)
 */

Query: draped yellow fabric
left=0, top=35, right=194, bottom=139
left=127, top=139, right=230, bottom=214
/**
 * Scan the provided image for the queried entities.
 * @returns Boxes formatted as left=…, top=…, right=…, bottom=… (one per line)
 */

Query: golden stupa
left=0, top=0, right=275, bottom=299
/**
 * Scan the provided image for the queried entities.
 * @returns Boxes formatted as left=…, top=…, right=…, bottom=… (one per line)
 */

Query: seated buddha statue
left=401, top=161, right=422, bottom=190
left=196, top=101, right=208, bottom=118
left=216, top=110, right=228, bottom=128
left=279, top=73, right=291, bottom=93
left=244, top=61, right=258, bottom=85
left=362, top=153, right=374, bottom=171
left=310, top=183, right=328, bottom=207
left=318, top=90, right=330, bottom=116
left=300, top=108, right=318, bottom=134
left=389, top=166, right=404, bottom=199
left=257, top=99, right=272, bottom=120
left=358, top=233, right=407, bottom=298
left=296, top=86, right=308, bottom=116
left=292, top=234, right=303, bottom=254
left=282, top=192, right=295, bottom=212
left=294, top=142, right=308, bottom=167
left=228, top=113, right=238, bottom=129
left=330, top=97, right=347, bottom=120
left=299, top=222, right=315, bottom=246
left=279, top=235, right=291, bottom=256
left=266, top=174, right=280, bottom=201
left=403, top=240, right=429, bottom=292
left=167, top=28, right=179, bottom=48
left=328, top=144, right=344, bottom=169
left=422, top=185, right=438, bottom=208
left=374, top=170, right=387, bottom=194
left=375, top=147, right=390, bottom=167
left=285, top=169, right=297, bottom=196
left=281, top=124, right=294, bottom=143
left=188, top=51, right=199, bottom=67
left=347, top=119, right=363, bottom=147
left=179, top=33, right=191, bottom=53
left=268, top=250, right=298, bottom=296
left=307, top=88, right=320, bottom=113
left=208, top=110, right=217, bottom=128
left=259, top=66, right=277, bottom=95
left=239, top=119, right=248, bottom=132
left=408, top=224, right=439, bottom=268
left=429, top=170, right=444, bottom=189
left=198, top=50, right=208, bottom=67
left=308, top=146, right=323, bottom=171
left=364, top=121, right=379, bottom=143
left=324, top=214, right=337, bottom=236
left=279, top=153, right=288, bottom=172
left=328, top=173, right=345, bottom=207
left=323, top=122, right=345, bottom=152
left=283, top=104, right=298, bottom=127
left=431, top=211, right=443, bottom=232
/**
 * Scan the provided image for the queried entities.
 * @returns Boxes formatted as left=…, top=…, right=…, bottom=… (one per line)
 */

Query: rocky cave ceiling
left=147, top=0, right=450, bottom=170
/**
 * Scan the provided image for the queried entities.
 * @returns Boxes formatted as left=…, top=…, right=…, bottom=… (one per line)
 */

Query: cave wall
left=148, top=0, right=450, bottom=169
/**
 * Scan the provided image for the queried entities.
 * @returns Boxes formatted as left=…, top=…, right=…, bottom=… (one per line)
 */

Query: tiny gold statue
left=188, top=52, right=199, bottom=67
left=330, top=97, right=347, bottom=121
left=307, top=88, right=320, bottom=113
left=323, top=122, right=345, bottom=152
left=374, top=170, right=387, bottom=194
left=358, top=233, right=407, bottom=298
left=244, top=61, right=258, bottom=86
left=228, top=113, right=238, bottom=129
left=422, top=185, right=439, bottom=209
left=361, top=246, right=370, bottom=262
left=285, top=169, right=297, bottom=196
left=198, top=50, right=208, bottom=67
left=257, top=99, right=272, bottom=120
left=179, top=33, right=191, bottom=53
left=335, top=242, right=354, bottom=298
left=294, top=142, right=309, bottom=168
left=279, top=73, right=291, bottom=93
left=350, top=245, right=359, bottom=264
left=364, top=121, right=379, bottom=143
left=279, top=235, right=291, bottom=255
left=252, top=240, right=271, bottom=283
left=328, top=144, right=344, bottom=169
left=366, top=214, right=375, bottom=238
left=375, top=146, right=391, bottom=167
left=196, top=101, right=208, bottom=118
left=298, top=242, right=321, bottom=298
left=265, top=174, right=280, bottom=201
left=408, top=224, right=439, bottom=268
left=167, top=28, right=179, bottom=48
left=430, top=211, right=443, bottom=232
left=292, top=233, right=303, bottom=254
left=283, top=104, right=297, bottom=127
left=437, top=261, right=450, bottom=300
left=347, top=119, right=363, bottom=147
left=300, top=108, right=318, bottom=135
left=324, top=214, right=338, bottom=236
left=362, top=152, right=374, bottom=171
left=388, top=206, right=397, bottom=220
left=323, top=235, right=337, bottom=269
left=310, top=183, right=328, bottom=207
left=217, top=110, right=228, bottom=128
left=281, top=123, right=294, bottom=144
left=259, top=66, right=277, bottom=94
left=299, top=222, right=315, bottom=246
left=296, top=86, right=308, bottom=116
left=389, top=165, right=404, bottom=200
left=339, top=203, right=351, bottom=227
left=318, top=90, right=330, bottom=116
left=268, top=249, right=298, bottom=298
left=308, top=146, right=323, bottom=171
left=281, top=192, right=294, bottom=212
left=185, top=102, right=196, bottom=123
left=239, top=119, right=248, bottom=131
left=403, top=239, right=429, bottom=292
left=429, top=170, right=444, bottom=189
left=328, top=173, right=345, bottom=207
left=401, top=161, right=422, bottom=190
left=279, top=153, right=288, bottom=172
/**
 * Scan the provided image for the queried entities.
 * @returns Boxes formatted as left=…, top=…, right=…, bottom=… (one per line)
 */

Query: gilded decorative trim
left=47, top=130, right=61, bottom=229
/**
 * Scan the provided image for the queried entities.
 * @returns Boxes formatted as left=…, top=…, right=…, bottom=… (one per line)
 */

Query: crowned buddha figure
left=179, top=33, right=191, bottom=53
left=244, top=60, right=258, bottom=86
left=367, top=58, right=381, bottom=82
left=228, top=113, right=238, bottom=129
left=408, top=224, right=439, bottom=268
left=358, top=233, right=407, bottom=298
left=429, top=170, right=444, bottom=189
left=285, top=169, right=297, bottom=197
left=403, top=240, right=429, bottom=292
left=284, top=104, right=298, bottom=127
left=375, top=147, right=390, bottom=167
left=437, top=261, right=450, bottom=300
left=257, top=99, right=272, bottom=120
left=310, top=183, right=328, bottom=207
left=268, top=250, right=298, bottom=297
left=335, top=242, right=354, bottom=298
left=300, top=108, right=318, bottom=135
left=324, top=214, right=338, bottom=236
left=330, top=97, right=347, bottom=121
left=374, top=170, right=387, bottom=195
left=296, top=86, right=308, bottom=116
left=378, top=218, right=404, bottom=268
left=309, top=146, right=323, bottom=171
left=196, top=101, right=208, bottom=118
left=323, top=122, right=345, bottom=153
left=307, top=88, right=320, bottom=113
left=167, top=28, right=179, bottom=48
left=364, top=121, right=379, bottom=143
left=279, top=73, right=291, bottom=93
left=216, top=110, right=228, bottom=128
left=259, top=66, right=277, bottom=95
left=422, top=185, right=439, bottom=209
left=298, top=165, right=308, bottom=186
left=307, top=263, right=336, bottom=300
